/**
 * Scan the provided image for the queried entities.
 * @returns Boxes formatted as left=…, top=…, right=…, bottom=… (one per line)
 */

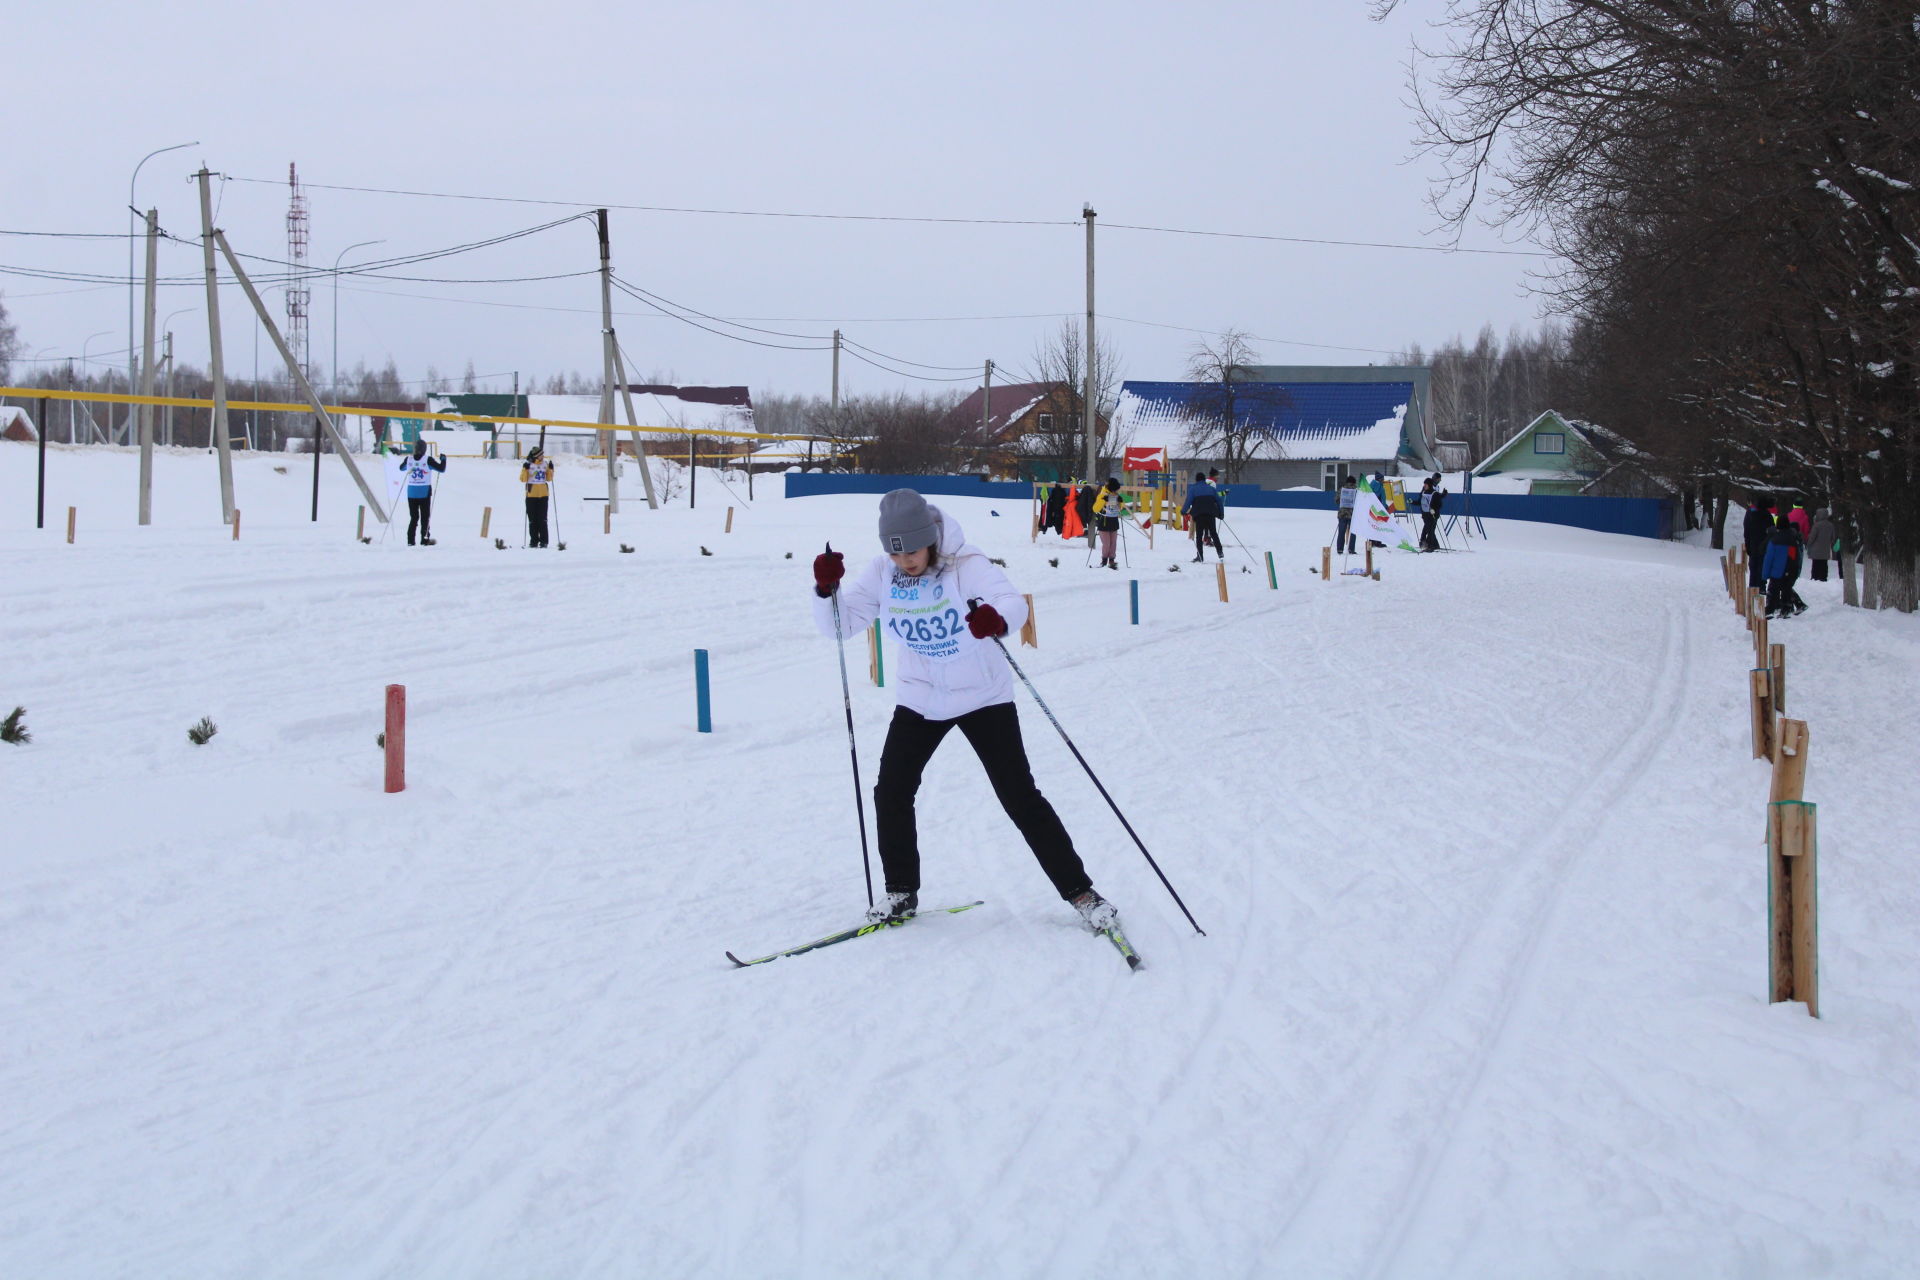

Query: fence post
left=1020, top=593, right=1038, bottom=647
left=67, top=506, right=76, bottom=544
left=1766, top=799, right=1819, bottom=1016
left=1770, top=718, right=1810, bottom=802
left=1769, top=642, right=1786, bottom=712
left=725, top=506, right=734, bottom=534
left=1753, top=607, right=1769, bottom=665
left=480, top=506, right=492, bottom=538
left=694, top=649, right=712, bottom=733
left=1216, top=562, right=1229, bottom=603
left=1749, top=667, right=1775, bottom=760
left=1129, top=579, right=1139, bottom=625
left=357, top=505, right=366, bottom=540
left=1321, top=546, right=1331, bottom=581
left=1265, top=550, right=1277, bottom=589
left=232, top=508, right=241, bottom=541
left=383, top=684, right=406, bottom=794
left=603, top=506, right=611, bottom=535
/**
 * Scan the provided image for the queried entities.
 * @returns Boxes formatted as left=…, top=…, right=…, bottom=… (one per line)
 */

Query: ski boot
left=865, top=890, right=917, bottom=924
left=1071, top=889, right=1118, bottom=932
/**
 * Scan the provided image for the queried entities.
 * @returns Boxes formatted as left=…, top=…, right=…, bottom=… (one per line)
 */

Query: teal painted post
left=695, top=649, right=712, bottom=733
left=1129, top=579, right=1139, bottom=624
left=1265, top=550, right=1277, bottom=589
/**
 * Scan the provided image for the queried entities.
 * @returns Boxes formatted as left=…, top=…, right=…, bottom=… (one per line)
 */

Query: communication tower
left=285, top=163, right=311, bottom=387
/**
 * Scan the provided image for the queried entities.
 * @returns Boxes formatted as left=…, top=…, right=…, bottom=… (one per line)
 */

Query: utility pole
left=831, top=329, right=842, bottom=417
left=596, top=208, right=619, bottom=515
left=138, top=208, right=159, bottom=525
left=608, top=343, right=661, bottom=509
left=1083, top=203, right=1098, bottom=484
left=212, top=228, right=387, bottom=518
left=982, top=359, right=993, bottom=437
left=197, top=169, right=236, bottom=525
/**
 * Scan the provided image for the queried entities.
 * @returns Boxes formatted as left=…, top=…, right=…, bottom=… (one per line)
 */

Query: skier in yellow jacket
left=520, top=447, right=556, bottom=548
left=1091, top=477, right=1128, bottom=569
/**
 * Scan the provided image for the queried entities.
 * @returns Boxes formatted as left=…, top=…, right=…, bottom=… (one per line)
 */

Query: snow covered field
left=4, top=442, right=1918, bottom=1279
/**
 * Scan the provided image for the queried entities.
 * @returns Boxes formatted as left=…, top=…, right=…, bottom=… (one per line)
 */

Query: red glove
left=965, top=602, right=1008, bottom=639
left=813, top=549, right=845, bottom=596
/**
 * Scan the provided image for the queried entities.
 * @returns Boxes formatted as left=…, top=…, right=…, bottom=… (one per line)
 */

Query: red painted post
left=384, top=683, right=406, bottom=793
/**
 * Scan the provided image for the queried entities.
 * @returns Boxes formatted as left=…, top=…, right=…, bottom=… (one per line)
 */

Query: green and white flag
left=1357, top=483, right=1420, bottom=552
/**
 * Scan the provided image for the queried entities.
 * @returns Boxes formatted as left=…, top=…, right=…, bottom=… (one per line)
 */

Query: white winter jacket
left=812, top=505, right=1029, bottom=722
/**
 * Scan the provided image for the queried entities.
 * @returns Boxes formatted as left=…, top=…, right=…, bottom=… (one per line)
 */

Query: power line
left=608, top=277, right=832, bottom=351
left=1101, top=221, right=1551, bottom=258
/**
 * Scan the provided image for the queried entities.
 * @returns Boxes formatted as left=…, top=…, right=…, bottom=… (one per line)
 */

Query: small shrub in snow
left=2, top=706, right=29, bottom=745
left=187, top=717, right=218, bottom=746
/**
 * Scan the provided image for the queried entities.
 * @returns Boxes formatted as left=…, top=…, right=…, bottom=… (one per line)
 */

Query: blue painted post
left=1129, top=579, right=1139, bottom=625
left=695, top=648, right=712, bottom=733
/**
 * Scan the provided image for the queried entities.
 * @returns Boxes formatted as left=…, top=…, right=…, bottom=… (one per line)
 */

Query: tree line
left=1380, top=0, right=1920, bottom=610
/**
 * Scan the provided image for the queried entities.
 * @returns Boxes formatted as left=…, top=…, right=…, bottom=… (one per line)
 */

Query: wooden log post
left=357, top=505, right=366, bottom=540
left=1766, top=799, right=1819, bottom=1017
left=66, top=506, right=76, bottom=544
left=480, top=506, right=492, bottom=539
left=725, top=506, right=735, bottom=534
left=383, top=683, right=406, bottom=794
left=1753, top=607, right=1769, bottom=666
left=1321, top=547, right=1331, bottom=581
left=1365, top=541, right=1375, bottom=576
left=1215, top=562, right=1229, bottom=603
left=1770, top=718, right=1810, bottom=801
left=1749, top=667, right=1775, bottom=761
left=1769, top=642, right=1786, bottom=713
left=232, top=508, right=241, bottom=541
left=1020, top=593, right=1038, bottom=648
left=603, top=505, right=611, bottom=535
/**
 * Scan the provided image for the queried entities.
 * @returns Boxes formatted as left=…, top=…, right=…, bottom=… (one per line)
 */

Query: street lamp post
left=127, top=142, right=198, bottom=444
left=160, top=306, right=197, bottom=446
left=81, top=330, right=112, bottom=444
left=332, top=239, right=385, bottom=404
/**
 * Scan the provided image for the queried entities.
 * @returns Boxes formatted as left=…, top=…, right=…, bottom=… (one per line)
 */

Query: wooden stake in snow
left=1321, top=547, right=1331, bottom=581
left=1750, top=667, right=1775, bottom=761
left=357, top=505, right=366, bottom=540
left=603, top=506, right=611, bottom=535
left=66, top=507, right=76, bottom=544
left=480, top=507, right=492, bottom=539
left=1020, top=594, right=1038, bottom=648
left=1216, top=562, right=1229, bottom=603
left=232, top=509, right=241, bottom=541
left=384, top=684, right=406, bottom=794
left=1769, top=642, right=1786, bottom=713
left=725, top=506, right=734, bottom=534
left=1770, top=718, right=1809, bottom=801
left=1767, top=799, right=1818, bottom=1017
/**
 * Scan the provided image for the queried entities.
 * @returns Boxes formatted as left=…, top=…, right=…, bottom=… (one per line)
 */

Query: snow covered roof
left=1, top=405, right=37, bottom=442
left=1110, top=380, right=1418, bottom=461
left=951, top=381, right=1057, bottom=443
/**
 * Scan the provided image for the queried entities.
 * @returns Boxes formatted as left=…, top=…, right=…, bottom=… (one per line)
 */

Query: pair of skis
left=726, top=901, right=1142, bottom=971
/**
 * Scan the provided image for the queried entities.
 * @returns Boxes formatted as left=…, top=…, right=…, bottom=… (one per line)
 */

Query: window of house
left=1321, top=462, right=1342, bottom=491
left=1536, top=431, right=1566, bottom=454
left=1038, top=413, right=1055, bottom=432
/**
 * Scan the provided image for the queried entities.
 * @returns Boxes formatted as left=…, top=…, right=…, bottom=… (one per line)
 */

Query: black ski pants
left=407, top=494, right=433, bottom=544
left=1191, top=513, right=1223, bottom=558
left=874, top=702, right=1092, bottom=902
left=1336, top=510, right=1356, bottom=555
left=1420, top=510, right=1440, bottom=551
left=525, top=495, right=549, bottom=547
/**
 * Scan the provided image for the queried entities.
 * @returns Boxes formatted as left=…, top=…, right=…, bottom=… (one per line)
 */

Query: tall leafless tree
left=1181, top=329, right=1275, bottom=482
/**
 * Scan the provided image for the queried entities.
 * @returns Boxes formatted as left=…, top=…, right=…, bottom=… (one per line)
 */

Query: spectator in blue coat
left=1762, top=514, right=1806, bottom=617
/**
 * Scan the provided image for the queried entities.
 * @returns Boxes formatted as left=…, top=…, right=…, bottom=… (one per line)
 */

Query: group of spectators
left=1743, top=497, right=1841, bottom=618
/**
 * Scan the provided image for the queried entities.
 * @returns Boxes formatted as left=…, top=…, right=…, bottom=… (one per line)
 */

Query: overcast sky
left=6, top=0, right=1551, bottom=403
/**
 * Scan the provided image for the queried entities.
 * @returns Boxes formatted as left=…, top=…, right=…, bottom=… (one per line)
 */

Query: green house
left=1472, top=410, right=1614, bottom=495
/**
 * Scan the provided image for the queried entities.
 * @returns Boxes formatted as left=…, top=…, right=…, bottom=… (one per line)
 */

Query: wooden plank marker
left=1215, top=562, right=1229, bottom=603
left=725, top=506, right=735, bottom=534
left=603, top=506, right=611, bottom=535
left=1766, top=799, right=1819, bottom=1017
left=383, top=683, right=406, bottom=794
left=357, top=505, right=366, bottom=540
left=1020, top=593, right=1038, bottom=647
left=1769, top=642, right=1786, bottom=713
left=66, top=506, right=76, bottom=544
left=480, top=506, right=492, bottom=538
left=1753, top=607, right=1769, bottom=665
left=232, top=508, right=241, bottom=541
left=1749, top=667, right=1775, bottom=761
left=1770, top=718, right=1809, bottom=801
left=1321, top=547, right=1331, bottom=581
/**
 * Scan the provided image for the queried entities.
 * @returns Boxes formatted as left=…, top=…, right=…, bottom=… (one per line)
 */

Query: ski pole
left=1218, top=515, right=1261, bottom=572
left=828, top=543, right=876, bottom=907
left=969, top=598, right=1206, bottom=936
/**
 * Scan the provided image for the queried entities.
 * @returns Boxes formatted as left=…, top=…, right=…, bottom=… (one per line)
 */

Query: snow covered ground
left=4, top=442, right=1918, bottom=1279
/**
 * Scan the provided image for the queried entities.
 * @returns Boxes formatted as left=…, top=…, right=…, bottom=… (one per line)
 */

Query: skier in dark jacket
left=1762, top=514, right=1807, bottom=617
left=1742, top=497, right=1776, bottom=588
left=1181, top=472, right=1225, bottom=563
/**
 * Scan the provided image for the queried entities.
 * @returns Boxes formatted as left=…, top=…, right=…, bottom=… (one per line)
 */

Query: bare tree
left=1181, top=329, right=1274, bottom=482
left=1017, top=319, right=1122, bottom=479
left=837, top=391, right=969, bottom=474
left=0, top=292, right=18, bottom=384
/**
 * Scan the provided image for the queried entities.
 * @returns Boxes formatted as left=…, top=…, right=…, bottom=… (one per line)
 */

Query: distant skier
left=1181, top=471, right=1225, bottom=563
left=1092, top=476, right=1128, bottom=569
left=810, top=488, right=1120, bottom=933
left=402, top=439, right=447, bottom=546
left=520, top=446, right=555, bottom=548
left=1742, top=495, right=1775, bottom=588
left=1335, top=475, right=1359, bottom=555
left=1763, top=512, right=1807, bottom=618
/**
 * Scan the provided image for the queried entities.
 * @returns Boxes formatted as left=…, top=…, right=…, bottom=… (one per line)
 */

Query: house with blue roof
left=1107, top=365, right=1438, bottom=489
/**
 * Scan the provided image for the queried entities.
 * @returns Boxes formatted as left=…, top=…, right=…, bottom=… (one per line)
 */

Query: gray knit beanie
left=877, top=489, right=938, bottom=554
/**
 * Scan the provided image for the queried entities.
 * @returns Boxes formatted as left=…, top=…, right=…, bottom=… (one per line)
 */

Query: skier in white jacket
left=812, top=489, right=1120, bottom=931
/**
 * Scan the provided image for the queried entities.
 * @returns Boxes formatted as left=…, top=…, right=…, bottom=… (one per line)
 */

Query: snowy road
left=4, top=445, right=1918, bottom=1278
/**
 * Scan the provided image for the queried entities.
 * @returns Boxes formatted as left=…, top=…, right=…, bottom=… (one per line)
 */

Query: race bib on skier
left=406, top=461, right=433, bottom=486
left=884, top=572, right=965, bottom=662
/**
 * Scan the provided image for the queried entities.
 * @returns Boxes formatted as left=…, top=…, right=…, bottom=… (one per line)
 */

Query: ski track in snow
left=5, top=447, right=1920, bottom=1278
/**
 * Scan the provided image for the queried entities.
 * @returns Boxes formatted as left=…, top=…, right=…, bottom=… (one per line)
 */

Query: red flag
left=1124, top=446, right=1165, bottom=472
